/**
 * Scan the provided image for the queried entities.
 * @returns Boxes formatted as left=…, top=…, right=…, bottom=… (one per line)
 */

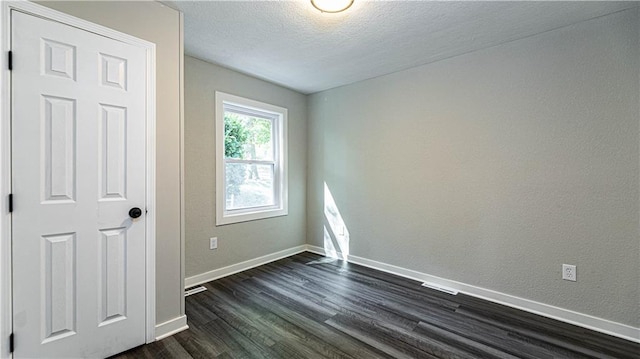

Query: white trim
left=421, top=282, right=458, bottom=296
left=306, top=245, right=640, bottom=344
left=144, top=34, right=158, bottom=344
left=154, top=315, right=188, bottom=341
left=0, top=0, right=158, bottom=352
left=215, top=91, right=288, bottom=226
left=184, top=245, right=307, bottom=288
left=305, top=245, right=328, bottom=256
left=0, top=1, right=11, bottom=357
left=178, top=9, right=187, bottom=321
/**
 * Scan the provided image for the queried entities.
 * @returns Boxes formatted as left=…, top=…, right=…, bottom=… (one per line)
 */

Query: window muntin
left=215, top=92, right=288, bottom=225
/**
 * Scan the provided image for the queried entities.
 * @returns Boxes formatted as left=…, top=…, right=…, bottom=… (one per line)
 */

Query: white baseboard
left=184, top=245, right=308, bottom=288
left=305, top=245, right=326, bottom=256
left=306, top=245, right=640, bottom=344
left=155, top=315, right=188, bottom=341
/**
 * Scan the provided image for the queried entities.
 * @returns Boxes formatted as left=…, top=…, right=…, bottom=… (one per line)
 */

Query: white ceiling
left=166, top=1, right=637, bottom=94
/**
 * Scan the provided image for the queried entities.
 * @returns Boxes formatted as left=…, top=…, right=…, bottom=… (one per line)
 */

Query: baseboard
left=155, top=315, right=188, bottom=341
left=306, top=245, right=640, bottom=344
left=184, top=245, right=308, bottom=288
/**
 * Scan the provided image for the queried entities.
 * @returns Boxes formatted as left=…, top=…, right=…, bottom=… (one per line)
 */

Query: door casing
left=0, top=1, right=157, bottom=356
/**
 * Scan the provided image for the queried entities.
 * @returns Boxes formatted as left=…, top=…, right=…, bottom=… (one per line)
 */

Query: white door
left=11, top=10, right=148, bottom=358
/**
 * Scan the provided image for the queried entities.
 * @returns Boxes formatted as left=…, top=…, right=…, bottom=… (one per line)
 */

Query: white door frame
left=0, top=1, right=157, bottom=356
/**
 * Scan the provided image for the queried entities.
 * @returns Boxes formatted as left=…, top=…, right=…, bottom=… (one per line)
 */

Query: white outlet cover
left=562, top=264, right=576, bottom=281
left=210, top=237, right=218, bottom=250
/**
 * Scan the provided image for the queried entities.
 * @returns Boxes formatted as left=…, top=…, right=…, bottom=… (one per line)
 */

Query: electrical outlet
left=210, top=237, right=218, bottom=250
left=562, top=264, right=576, bottom=281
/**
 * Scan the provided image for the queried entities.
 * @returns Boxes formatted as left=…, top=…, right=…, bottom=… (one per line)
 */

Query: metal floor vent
left=185, top=285, right=207, bottom=297
left=421, top=282, right=459, bottom=295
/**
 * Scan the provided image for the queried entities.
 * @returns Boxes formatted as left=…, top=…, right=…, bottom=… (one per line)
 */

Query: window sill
left=216, top=208, right=288, bottom=226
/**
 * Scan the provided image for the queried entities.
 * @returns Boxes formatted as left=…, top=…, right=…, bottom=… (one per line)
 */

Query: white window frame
left=215, top=92, right=288, bottom=225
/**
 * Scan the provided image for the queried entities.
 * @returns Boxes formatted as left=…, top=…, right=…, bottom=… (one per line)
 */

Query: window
left=215, top=92, right=288, bottom=225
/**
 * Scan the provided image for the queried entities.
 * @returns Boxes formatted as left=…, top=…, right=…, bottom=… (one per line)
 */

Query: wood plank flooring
left=112, top=252, right=640, bottom=359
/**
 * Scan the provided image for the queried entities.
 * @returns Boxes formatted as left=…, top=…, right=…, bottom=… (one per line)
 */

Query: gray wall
left=308, top=9, right=639, bottom=326
left=184, top=56, right=307, bottom=277
left=39, top=0, right=638, bottom=330
left=38, top=1, right=184, bottom=325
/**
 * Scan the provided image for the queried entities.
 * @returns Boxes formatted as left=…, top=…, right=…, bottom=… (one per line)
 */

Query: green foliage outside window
left=225, top=114, right=249, bottom=197
left=224, top=115, right=248, bottom=158
left=224, top=113, right=273, bottom=200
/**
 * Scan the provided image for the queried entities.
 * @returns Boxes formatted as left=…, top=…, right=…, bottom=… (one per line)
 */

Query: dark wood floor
left=113, top=252, right=640, bottom=359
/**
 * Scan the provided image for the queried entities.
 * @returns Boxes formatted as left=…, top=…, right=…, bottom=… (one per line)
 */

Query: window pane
left=224, top=112, right=273, bottom=161
left=225, top=163, right=275, bottom=210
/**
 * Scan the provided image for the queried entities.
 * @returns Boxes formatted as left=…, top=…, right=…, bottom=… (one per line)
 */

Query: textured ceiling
left=166, top=1, right=637, bottom=94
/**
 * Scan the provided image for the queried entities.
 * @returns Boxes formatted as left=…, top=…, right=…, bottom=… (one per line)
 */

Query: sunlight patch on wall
left=323, top=182, right=349, bottom=260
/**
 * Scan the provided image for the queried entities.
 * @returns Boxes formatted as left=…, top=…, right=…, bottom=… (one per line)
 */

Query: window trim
left=215, top=91, right=288, bottom=225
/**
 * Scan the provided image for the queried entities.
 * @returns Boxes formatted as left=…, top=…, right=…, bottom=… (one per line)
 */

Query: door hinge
left=9, top=333, right=13, bottom=353
left=7, top=51, right=12, bottom=71
left=8, top=194, right=12, bottom=213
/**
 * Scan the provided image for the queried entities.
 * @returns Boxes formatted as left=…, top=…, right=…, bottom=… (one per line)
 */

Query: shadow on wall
left=323, top=182, right=350, bottom=260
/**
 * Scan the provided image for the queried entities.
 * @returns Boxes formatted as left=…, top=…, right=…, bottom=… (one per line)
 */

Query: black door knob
left=129, top=207, right=143, bottom=219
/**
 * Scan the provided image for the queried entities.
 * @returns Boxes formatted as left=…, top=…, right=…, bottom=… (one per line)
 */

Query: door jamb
left=0, top=1, right=158, bottom=355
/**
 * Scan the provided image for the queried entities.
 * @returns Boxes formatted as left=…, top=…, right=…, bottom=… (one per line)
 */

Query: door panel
left=12, top=10, right=148, bottom=358
left=98, top=227, right=127, bottom=326
left=99, top=104, right=128, bottom=200
left=42, top=232, right=76, bottom=342
left=42, top=95, right=77, bottom=203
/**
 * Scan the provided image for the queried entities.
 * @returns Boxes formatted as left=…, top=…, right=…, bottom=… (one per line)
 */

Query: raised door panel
left=41, top=233, right=77, bottom=343
left=42, top=96, right=76, bottom=203
left=99, top=105, right=127, bottom=201
left=100, top=53, right=127, bottom=90
left=42, top=39, right=76, bottom=80
left=98, top=228, right=127, bottom=326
